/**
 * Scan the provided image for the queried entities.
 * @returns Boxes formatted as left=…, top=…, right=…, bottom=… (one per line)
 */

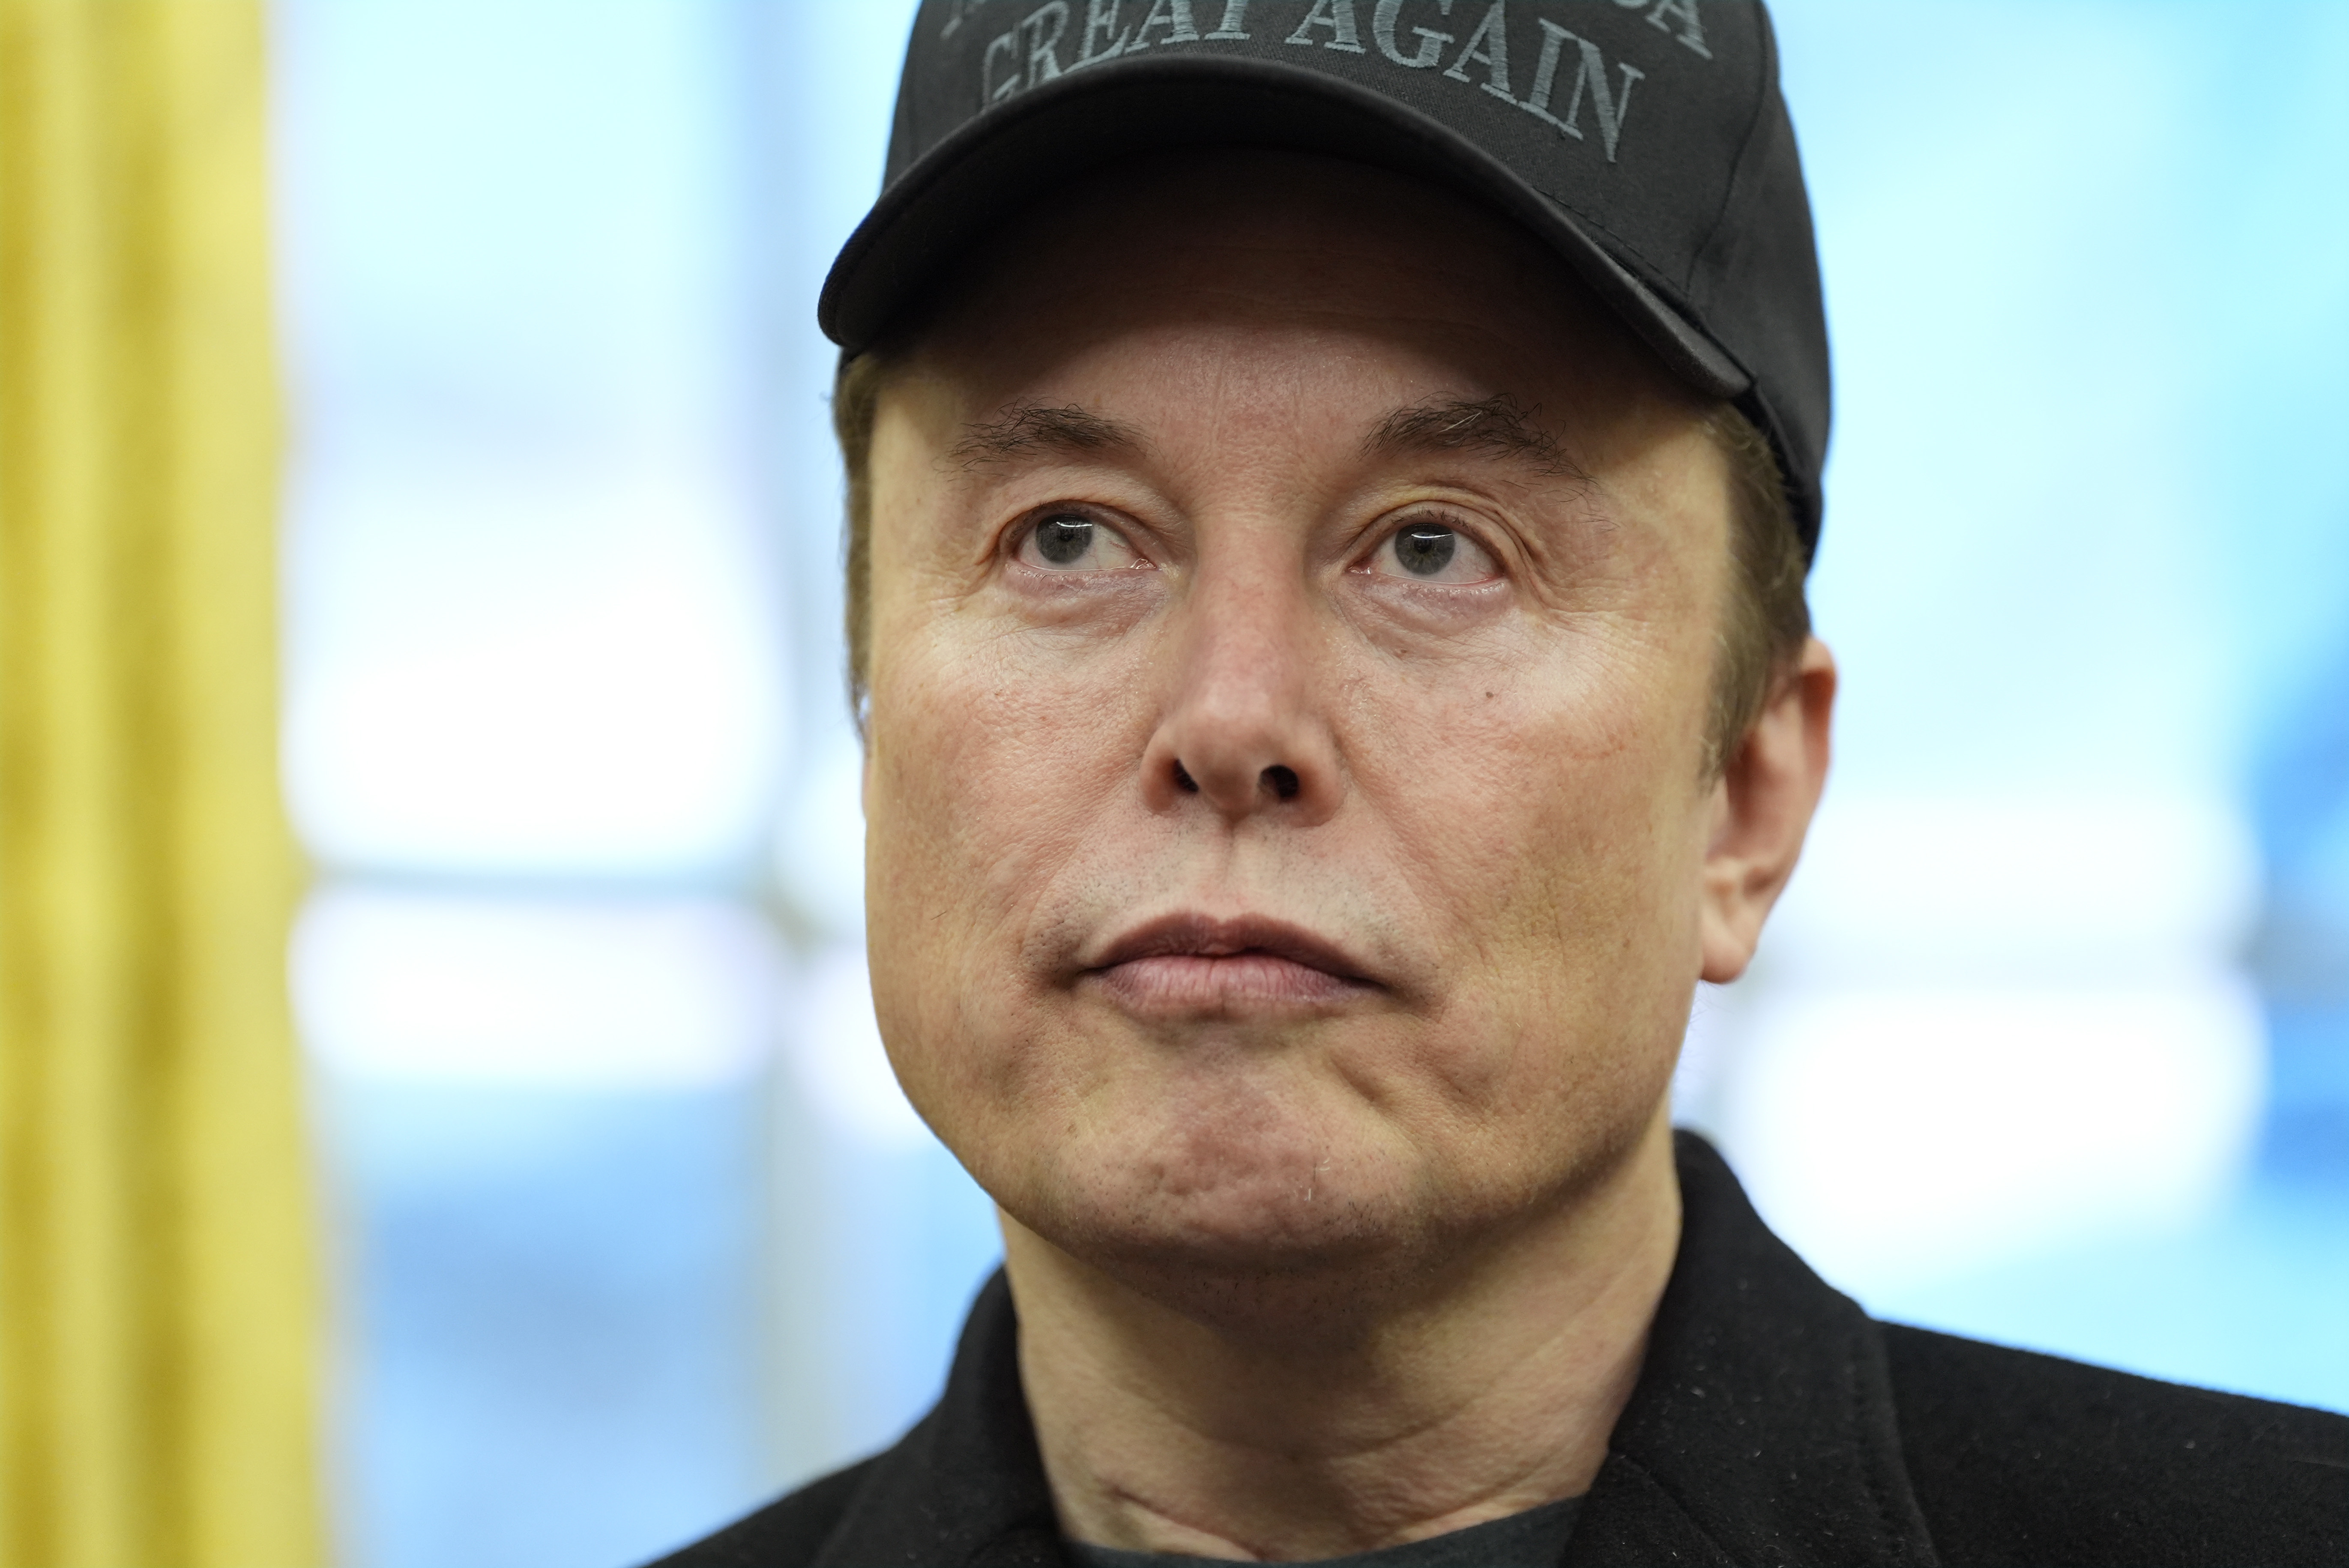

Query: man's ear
left=1700, top=636, right=1836, bottom=983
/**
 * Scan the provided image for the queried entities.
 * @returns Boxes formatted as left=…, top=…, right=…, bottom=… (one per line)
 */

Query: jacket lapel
left=1564, top=1134, right=1940, bottom=1567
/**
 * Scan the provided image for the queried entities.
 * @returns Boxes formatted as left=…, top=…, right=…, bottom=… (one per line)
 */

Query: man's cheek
left=912, top=695, right=1120, bottom=892
left=872, top=636, right=1135, bottom=985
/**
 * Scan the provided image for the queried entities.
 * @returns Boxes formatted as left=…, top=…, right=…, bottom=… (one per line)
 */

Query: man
left=663, top=3, right=2346, bottom=1563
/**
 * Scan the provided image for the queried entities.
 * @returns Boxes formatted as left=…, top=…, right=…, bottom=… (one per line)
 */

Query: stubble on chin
left=988, top=1064, right=1470, bottom=1338
left=992, top=1027, right=1676, bottom=1347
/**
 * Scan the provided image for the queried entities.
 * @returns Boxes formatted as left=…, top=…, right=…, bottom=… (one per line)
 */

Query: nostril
left=1172, top=760, right=1200, bottom=794
left=1263, top=765, right=1300, bottom=802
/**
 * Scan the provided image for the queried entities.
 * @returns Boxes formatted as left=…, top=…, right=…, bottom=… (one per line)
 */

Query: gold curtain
left=0, top=3, right=321, bottom=1565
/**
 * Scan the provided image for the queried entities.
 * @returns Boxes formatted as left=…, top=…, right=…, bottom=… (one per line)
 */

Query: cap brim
left=820, top=54, right=1753, bottom=403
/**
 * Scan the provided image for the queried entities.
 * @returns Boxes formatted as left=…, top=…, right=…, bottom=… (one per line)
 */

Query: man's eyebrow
left=1362, top=395, right=1591, bottom=482
left=950, top=404, right=1145, bottom=468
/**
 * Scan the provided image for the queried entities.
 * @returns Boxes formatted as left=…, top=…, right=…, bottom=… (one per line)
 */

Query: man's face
left=862, top=153, right=1739, bottom=1305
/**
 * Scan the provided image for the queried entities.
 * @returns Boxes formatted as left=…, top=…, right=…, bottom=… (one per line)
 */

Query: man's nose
left=1139, top=566, right=1343, bottom=827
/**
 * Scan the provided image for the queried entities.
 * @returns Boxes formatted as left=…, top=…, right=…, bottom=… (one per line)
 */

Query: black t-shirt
left=1065, top=1495, right=1581, bottom=1568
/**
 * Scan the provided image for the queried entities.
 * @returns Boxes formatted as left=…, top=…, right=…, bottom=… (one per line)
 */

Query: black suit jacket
left=654, top=1134, right=2346, bottom=1566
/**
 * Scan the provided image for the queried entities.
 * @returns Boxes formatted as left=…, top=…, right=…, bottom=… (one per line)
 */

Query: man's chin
left=1005, top=1138, right=1448, bottom=1335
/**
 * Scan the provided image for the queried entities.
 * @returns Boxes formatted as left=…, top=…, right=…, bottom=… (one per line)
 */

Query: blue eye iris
left=1394, top=526, right=1458, bottom=577
left=1034, top=515, right=1093, bottom=565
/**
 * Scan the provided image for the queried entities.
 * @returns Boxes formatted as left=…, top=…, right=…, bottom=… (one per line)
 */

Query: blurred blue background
left=268, top=3, right=2349, bottom=1565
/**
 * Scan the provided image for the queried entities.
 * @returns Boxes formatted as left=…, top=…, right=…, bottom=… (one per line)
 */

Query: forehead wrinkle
left=949, top=402, right=1146, bottom=471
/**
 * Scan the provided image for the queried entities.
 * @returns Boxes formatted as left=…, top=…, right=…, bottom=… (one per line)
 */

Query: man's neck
left=1003, top=1111, right=1682, bottom=1563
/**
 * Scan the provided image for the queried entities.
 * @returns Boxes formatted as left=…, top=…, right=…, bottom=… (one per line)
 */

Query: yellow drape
left=0, top=2, right=321, bottom=1565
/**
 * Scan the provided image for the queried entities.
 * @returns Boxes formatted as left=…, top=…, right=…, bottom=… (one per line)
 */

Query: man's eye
left=1017, top=511, right=1143, bottom=571
left=1369, top=522, right=1498, bottom=584
left=1035, top=515, right=1095, bottom=565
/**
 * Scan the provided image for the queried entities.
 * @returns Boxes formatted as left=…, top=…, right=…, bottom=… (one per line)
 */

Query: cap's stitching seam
left=1687, top=4, right=1779, bottom=310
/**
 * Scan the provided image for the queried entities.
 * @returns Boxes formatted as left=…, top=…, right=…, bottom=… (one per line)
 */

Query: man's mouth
left=1085, top=913, right=1379, bottom=1016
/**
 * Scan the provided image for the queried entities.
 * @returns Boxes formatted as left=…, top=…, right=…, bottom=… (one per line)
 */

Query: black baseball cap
left=820, top=0, right=1831, bottom=558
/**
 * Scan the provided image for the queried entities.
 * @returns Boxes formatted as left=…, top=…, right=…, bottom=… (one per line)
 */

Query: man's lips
left=1084, top=914, right=1379, bottom=1015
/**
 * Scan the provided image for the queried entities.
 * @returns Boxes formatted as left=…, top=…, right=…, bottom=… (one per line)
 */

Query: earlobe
left=1698, top=636, right=1836, bottom=984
